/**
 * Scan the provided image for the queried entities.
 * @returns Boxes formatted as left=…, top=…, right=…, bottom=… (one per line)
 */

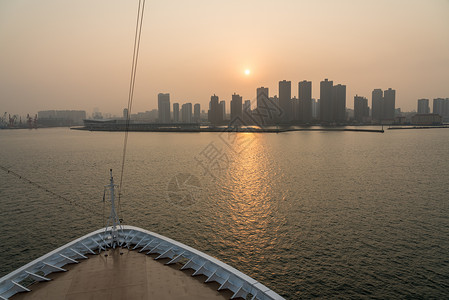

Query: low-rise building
left=411, top=113, right=442, bottom=125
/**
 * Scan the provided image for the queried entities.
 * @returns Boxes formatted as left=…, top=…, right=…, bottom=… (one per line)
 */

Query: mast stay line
left=117, top=0, right=147, bottom=218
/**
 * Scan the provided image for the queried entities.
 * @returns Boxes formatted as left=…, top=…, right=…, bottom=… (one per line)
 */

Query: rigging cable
left=0, top=1, right=146, bottom=226
left=118, top=0, right=146, bottom=219
left=0, top=165, right=102, bottom=219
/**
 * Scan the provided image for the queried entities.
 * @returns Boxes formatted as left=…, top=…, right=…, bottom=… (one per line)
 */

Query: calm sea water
left=0, top=127, right=448, bottom=299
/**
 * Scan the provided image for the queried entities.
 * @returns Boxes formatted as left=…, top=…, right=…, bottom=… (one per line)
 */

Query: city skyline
left=24, top=83, right=448, bottom=123
left=1, top=1, right=449, bottom=116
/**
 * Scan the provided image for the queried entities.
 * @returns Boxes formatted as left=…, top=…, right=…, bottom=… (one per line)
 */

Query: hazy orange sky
left=1, top=0, right=448, bottom=116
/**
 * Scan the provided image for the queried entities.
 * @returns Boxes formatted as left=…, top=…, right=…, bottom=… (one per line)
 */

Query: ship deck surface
left=12, top=248, right=232, bottom=300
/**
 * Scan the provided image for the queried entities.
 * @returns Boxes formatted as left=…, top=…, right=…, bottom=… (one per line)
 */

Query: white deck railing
left=0, top=225, right=284, bottom=300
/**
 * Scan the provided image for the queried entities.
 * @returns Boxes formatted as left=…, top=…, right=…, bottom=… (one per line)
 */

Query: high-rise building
left=417, top=99, right=430, bottom=114
left=442, top=98, right=449, bottom=122
left=269, top=95, right=281, bottom=124
left=383, top=88, right=396, bottom=120
left=371, top=89, right=383, bottom=121
left=333, top=84, right=346, bottom=122
left=354, top=95, right=369, bottom=123
left=208, top=94, right=221, bottom=125
left=173, top=103, right=179, bottom=123
left=311, top=99, right=319, bottom=119
left=123, top=108, right=129, bottom=119
left=433, top=98, right=444, bottom=115
left=220, top=101, right=226, bottom=121
left=279, top=80, right=291, bottom=122
left=243, top=100, right=251, bottom=123
left=299, top=80, right=312, bottom=123
left=269, top=95, right=279, bottom=109
left=257, top=87, right=269, bottom=110
left=181, top=103, right=192, bottom=123
left=158, top=93, right=170, bottom=123
left=433, top=98, right=449, bottom=120
left=194, top=103, right=200, bottom=123
left=320, top=79, right=333, bottom=122
left=230, top=93, right=243, bottom=121
left=291, top=97, right=300, bottom=122
left=256, top=87, right=275, bottom=124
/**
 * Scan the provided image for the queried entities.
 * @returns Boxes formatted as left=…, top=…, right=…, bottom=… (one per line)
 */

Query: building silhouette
left=417, top=99, right=430, bottom=114
left=208, top=94, right=222, bottom=125
left=220, top=101, right=226, bottom=121
left=371, top=89, right=383, bottom=122
left=411, top=113, right=442, bottom=125
left=256, top=87, right=278, bottom=125
left=320, top=79, right=333, bottom=123
left=158, top=93, right=170, bottom=123
left=123, top=108, right=129, bottom=119
left=230, top=93, right=243, bottom=121
left=181, top=103, right=192, bottom=123
left=333, top=84, right=346, bottom=122
left=279, top=80, right=291, bottom=122
left=319, top=79, right=347, bottom=123
left=291, top=96, right=300, bottom=122
left=312, top=99, right=319, bottom=119
left=383, top=88, right=396, bottom=120
left=38, top=110, right=86, bottom=126
left=433, top=98, right=449, bottom=122
left=299, top=80, right=312, bottom=123
left=370, top=88, right=396, bottom=122
left=243, top=100, right=251, bottom=122
left=257, top=87, right=269, bottom=110
left=433, top=98, right=445, bottom=115
left=194, top=103, right=201, bottom=123
left=173, top=103, right=180, bottom=123
left=354, top=95, right=369, bottom=123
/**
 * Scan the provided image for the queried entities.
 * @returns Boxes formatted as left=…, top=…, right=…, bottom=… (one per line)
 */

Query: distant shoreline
left=70, top=126, right=385, bottom=133
left=387, top=126, right=449, bottom=130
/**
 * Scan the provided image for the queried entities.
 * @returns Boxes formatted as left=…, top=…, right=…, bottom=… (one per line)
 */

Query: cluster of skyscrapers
left=154, top=79, right=400, bottom=125
left=414, top=98, right=449, bottom=124
left=157, top=93, right=201, bottom=124
left=417, top=98, right=449, bottom=118
left=207, top=79, right=347, bottom=125
left=353, top=88, right=396, bottom=123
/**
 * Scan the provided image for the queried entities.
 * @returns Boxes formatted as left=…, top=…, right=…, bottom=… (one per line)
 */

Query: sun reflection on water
left=208, top=133, right=287, bottom=269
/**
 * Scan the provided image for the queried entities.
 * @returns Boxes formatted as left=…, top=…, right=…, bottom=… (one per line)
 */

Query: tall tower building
left=123, top=108, right=129, bottom=119
left=256, top=87, right=273, bottom=124
left=354, top=95, right=369, bottom=123
left=230, top=93, right=243, bottom=121
left=445, top=99, right=449, bottom=120
left=194, top=103, right=201, bottom=123
left=311, top=99, right=318, bottom=119
left=173, top=103, right=179, bottom=123
left=290, top=97, right=300, bottom=122
left=433, top=98, right=449, bottom=121
left=220, top=101, right=226, bottom=121
left=208, top=94, right=221, bottom=125
left=371, top=89, right=384, bottom=122
left=383, top=88, right=396, bottom=120
left=279, top=80, right=291, bottom=122
left=181, top=103, right=192, bottom=123
left=158, top=93, right=170, bottom=123
left=433, top=98, right=445, bottom=115
left=257, top=87, right=269, bottom=110
left=243, top=100, right=251, bottom=122
left=417, top=99, right=430, bottom=114
left=333, top=84, right=346, bottom=122
left=299, top=80, right=312, bottom=123
left=320, top=79, right=333, bottom=122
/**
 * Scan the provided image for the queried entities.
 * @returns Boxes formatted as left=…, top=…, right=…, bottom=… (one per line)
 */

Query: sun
left=244, top=69, right=251, bottom=75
